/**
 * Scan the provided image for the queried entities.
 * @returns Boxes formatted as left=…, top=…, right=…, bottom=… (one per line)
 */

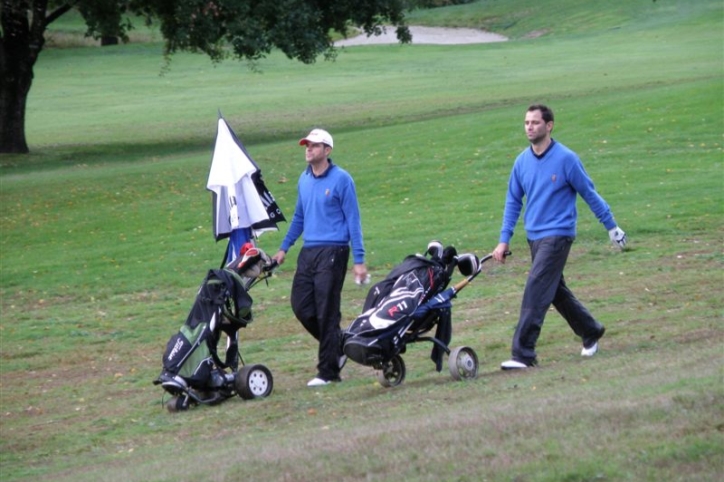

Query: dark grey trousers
left=511, top=236, right=604, bottom=364
left=291, top=245, right=349, bottom=380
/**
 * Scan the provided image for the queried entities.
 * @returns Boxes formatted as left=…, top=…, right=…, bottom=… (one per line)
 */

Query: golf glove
left=608, top=226, right=627, bottom=250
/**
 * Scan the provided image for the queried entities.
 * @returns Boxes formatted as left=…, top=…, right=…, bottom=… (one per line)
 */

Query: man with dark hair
left=492, top=104, right=627, bottom=369
left=272, top=129, right=368, bottom=386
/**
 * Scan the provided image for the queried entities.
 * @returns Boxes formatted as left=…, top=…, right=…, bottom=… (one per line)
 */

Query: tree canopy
left=0, top=0, right=410, bottom=153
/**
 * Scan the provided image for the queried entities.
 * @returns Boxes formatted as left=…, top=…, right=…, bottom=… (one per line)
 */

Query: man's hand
left=353, top=263, right=370, bottom=285
left=608, top=227, right=627, bottom=250
left=492, top=243, right=510, bottom=263
left=271, top=250, right=286, bottom=265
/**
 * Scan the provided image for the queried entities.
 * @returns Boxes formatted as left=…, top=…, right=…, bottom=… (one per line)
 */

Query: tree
left=0, top=0, right=410, bottom=154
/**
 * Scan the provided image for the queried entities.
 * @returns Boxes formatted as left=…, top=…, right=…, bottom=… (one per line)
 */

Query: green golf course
left=1, top=1, right=722, bottom=480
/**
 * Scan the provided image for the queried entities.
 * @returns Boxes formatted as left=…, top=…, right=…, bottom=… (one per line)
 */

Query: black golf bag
left=342, top=241, right=484, bottom=387
left=154, top=245, right=276, bottom=411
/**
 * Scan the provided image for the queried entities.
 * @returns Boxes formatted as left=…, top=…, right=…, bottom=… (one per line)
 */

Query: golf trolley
left=343, top=241, right=505, bottom=387
left=153, top=245, right=277, bottom=412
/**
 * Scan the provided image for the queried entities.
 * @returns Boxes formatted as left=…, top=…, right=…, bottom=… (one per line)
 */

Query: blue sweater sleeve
left=500, top=162, right=524, bottom=244
left=279, top=181, right=305, bottom=253
left=566, top=158, right=616, bottom=230
left=340, top=178, right=365, bottom=264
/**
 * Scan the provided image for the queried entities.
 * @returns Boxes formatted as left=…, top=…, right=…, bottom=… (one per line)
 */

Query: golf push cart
left=153, top=243, right=277, bottom=412
left=343, top=241, right=508, bottom=387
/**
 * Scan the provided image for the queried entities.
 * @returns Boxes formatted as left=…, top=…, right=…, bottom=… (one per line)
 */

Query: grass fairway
left=1, top=1, right=722, bottom=481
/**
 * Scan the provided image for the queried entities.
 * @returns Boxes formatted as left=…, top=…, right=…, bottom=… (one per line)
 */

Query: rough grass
left=1, top=1, right=723, bottom=481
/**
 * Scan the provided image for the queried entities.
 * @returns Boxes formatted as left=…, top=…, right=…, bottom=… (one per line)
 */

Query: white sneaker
left=581, top=342, right=599, bottom=357
left=582, top=327, right=605, bottom=357
left=500, top=360, right=530, bottom=370
left=307, top=377, right=332, bottom=387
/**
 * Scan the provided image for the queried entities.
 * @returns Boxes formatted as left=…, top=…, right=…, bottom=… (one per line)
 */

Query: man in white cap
left=272, top=128, right=368, bottom=386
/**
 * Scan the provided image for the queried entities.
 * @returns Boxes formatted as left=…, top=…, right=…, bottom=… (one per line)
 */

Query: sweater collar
left=530, top=139, right=556, bottom=159
left=306, top=158, right=335, bottom=178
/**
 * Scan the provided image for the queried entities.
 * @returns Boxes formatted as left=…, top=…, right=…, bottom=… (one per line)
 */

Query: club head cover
left=456, top=253, right=480, bottom=277
left=239, top=242, right=255, bottom=256
left=442, top=246, right=458, bottom=264
left=235, top=247, right=270, bottom=279
left=224, top=241, right=258, bottom=270
left=426, top=240, right=443, bottom=260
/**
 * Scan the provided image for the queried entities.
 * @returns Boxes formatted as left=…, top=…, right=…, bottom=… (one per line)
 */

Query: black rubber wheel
left=448, top=346, right=479, bottom=380
left=235, top=364, right=274, bottom=399
left=377, top=355, right=406, bottom=388
left=166, top=396, right=189, bottom=412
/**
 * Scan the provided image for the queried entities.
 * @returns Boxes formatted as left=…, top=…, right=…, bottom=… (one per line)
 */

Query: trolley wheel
left=448, top=346, right=479, bottom=381
left=166, top=396, right=189, bottom=413
left=377, top=355, right=406, bottom=388
left=235, top=364, right=274, bottom=400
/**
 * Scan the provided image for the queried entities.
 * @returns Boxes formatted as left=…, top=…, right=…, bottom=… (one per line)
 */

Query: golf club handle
left=452, top=278, right=471, bottom=292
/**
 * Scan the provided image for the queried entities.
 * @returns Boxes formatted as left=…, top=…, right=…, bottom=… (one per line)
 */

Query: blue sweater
left=500, top=140, right=616, bottom=243
left=280, top=160, right=365, bottom=264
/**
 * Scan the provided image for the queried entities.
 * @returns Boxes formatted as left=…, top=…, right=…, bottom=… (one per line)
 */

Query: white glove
left=608, top=226, right=627, bottom=250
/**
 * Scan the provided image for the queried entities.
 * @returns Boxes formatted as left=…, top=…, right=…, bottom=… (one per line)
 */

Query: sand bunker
left=335, top=26, right=507, bottom=46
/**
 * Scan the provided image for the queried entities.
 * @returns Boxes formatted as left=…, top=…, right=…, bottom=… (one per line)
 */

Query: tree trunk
left=0, top=57, right=32, bottom=154
left=101, top=36, right=119, bottom=46
left=0, top=0, right=48, bottom=154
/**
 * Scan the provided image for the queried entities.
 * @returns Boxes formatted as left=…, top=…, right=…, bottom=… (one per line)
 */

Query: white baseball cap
left=299, top=128, right=333, bottom=148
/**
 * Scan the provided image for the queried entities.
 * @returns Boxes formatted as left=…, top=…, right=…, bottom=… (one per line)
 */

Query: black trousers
left=511, top=236, right=604, bottom=364
left=291, top=245, right=350, bottom=380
